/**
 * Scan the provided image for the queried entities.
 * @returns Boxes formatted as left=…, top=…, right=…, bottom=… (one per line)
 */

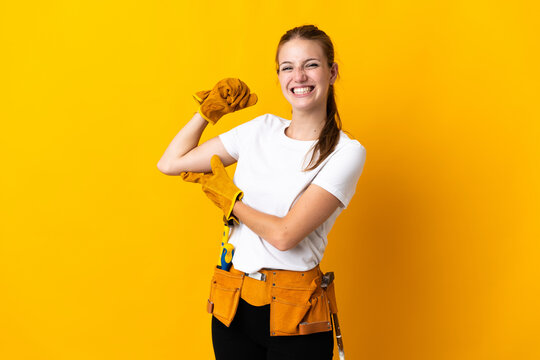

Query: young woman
left=158, top=25, right=366, bottom=360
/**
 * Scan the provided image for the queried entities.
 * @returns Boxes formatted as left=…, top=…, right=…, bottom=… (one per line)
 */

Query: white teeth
left=292, top=86, right=313, bottom=94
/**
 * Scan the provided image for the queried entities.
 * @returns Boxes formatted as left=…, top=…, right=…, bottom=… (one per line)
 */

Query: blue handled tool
left=217, top=216, right=235, bottom=271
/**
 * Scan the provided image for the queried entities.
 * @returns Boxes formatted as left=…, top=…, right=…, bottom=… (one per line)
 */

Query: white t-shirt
left=218, top=113, right=366, bottom=273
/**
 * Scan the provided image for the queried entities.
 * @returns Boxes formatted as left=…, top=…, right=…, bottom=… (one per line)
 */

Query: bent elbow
left=269, top=230, right=286, bottom=251
left=276, top=244, right=290, bottom=252
left=156, top=161, right=168, bottom=175
left=157, top=160, right=174, bottom=175
left=274, top=230, right=297, bottom=252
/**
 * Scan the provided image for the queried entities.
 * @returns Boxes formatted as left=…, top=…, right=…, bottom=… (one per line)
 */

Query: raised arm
left=157, top=112, right=237, bottom=175
left=157, top=77, right=257, bottom=175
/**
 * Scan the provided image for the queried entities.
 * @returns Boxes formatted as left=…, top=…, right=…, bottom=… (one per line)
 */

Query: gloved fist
left=193, top=78, right=258, bottom=125
left=180, top=155, right=243, bottom=224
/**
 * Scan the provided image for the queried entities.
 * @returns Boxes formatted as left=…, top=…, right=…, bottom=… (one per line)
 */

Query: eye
left=280, top=63, right=317, bottom=71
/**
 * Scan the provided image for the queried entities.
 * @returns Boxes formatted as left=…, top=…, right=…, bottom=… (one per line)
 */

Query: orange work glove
left=193, top=78, right=258, bottom=125
left=180, top=155, right=244, bottom=223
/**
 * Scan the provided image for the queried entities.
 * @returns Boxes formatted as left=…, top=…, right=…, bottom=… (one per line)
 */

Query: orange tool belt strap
left=207, top=264, right=339, bottom=336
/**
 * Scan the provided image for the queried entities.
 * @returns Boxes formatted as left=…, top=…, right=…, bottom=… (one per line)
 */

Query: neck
left=287, top=106, right=327, bottom=141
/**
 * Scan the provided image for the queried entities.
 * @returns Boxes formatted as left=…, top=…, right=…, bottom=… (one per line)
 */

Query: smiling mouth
left=291, top=86, right=315, bottom=95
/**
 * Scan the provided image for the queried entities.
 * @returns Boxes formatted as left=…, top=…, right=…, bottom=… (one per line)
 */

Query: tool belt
left=206, top=264, right=339, bottom=336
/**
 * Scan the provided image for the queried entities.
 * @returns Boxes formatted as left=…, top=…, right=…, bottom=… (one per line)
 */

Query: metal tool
left=244, top=271, right=266, bottom=281
left=321, top=272, right=345, bottom=360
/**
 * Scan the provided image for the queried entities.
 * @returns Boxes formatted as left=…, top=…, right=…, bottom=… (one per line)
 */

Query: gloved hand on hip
left=193, top=78, right=258, bottom=125
left=180, top=155, right=243, bottom=224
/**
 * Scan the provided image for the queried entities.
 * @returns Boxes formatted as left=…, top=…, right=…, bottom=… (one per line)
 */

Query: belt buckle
left=245, top=271, right=266, bottom=282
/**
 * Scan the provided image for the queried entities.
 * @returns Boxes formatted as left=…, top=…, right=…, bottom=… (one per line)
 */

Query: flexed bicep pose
left=158, top=25, right=366, bottom=360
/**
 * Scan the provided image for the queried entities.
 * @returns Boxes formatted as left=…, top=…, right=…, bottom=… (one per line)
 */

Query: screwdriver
left=217, top=216, right=235, bottom=271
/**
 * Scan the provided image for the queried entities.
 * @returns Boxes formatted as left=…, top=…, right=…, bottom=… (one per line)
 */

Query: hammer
left=321, top=272, right=345, bottom=360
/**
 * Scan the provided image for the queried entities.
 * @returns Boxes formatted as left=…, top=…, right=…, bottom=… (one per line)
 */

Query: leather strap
left=299, top=321, right=332, bottom=335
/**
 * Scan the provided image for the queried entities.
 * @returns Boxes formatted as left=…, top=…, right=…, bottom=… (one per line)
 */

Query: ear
left=329, top=62, right=338, bottom=85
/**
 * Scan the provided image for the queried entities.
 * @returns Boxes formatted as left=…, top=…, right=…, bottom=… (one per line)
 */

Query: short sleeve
left=311, top=143, right=366, bottom=209
left=218, top=125, right=241, bottom=160
left=217, top=117, right=261, bottom=161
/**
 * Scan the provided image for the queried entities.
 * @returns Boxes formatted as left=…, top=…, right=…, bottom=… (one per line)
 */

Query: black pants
left=211, top=297, right=334, bottom=360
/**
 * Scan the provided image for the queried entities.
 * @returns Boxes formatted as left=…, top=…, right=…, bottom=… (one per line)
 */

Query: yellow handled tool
left=217, top=215, right=235, bottom=271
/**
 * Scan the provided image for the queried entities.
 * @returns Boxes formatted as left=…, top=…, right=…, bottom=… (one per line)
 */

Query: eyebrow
left=279, top=58, right=320, bottom=66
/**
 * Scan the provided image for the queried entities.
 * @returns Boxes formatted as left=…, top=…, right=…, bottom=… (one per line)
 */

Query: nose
left=293, top=67, right=307, bottom=82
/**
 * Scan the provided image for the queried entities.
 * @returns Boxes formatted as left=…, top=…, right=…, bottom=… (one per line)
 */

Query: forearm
left=232, top=200, right=288, bottom=251
left=157, top=112, right=208, bottom=171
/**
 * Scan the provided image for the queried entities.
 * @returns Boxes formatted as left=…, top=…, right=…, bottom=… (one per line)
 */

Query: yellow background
left=1, top=1, right=539, bottom=359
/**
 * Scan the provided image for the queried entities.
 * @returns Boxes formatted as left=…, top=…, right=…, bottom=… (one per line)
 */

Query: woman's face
left=277, top=38, right=338, bottom=114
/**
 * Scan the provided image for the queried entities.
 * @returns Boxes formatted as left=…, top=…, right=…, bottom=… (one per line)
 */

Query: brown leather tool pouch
left=206, top=264, right=339, bottom=336
left=207, top=266, right=244, bottom=327
left=270, top=285, right=313, bottom=335
left=298, top=284, right=333, bottom=335
left=270, top=270, right=336, bottom=336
